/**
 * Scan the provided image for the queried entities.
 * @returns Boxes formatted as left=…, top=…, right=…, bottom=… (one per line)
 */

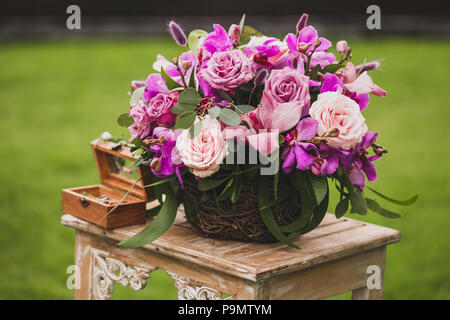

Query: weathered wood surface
left=62, top=206, right=400, bottom=282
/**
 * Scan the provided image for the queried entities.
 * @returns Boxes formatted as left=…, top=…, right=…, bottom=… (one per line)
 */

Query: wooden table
left=61, top=207, right=400, bottom=300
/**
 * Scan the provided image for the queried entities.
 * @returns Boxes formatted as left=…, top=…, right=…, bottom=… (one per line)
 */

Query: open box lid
left=91, top=139, right=153, bottom=201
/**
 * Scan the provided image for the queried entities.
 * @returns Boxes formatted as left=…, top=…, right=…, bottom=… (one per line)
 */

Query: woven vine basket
left=180, top=173, right=326, bottom=243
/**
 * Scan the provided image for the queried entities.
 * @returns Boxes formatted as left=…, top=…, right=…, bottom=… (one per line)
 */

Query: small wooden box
left=61, top=139, right=153, bottom=229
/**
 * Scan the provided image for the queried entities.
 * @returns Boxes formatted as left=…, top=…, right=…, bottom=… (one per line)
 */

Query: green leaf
left=174, top=111, right=196, bottom=129
left=281, top=172, right=317, bottom=233
left=216, top=89, right=234, bottom=103
left=335, top=198, right=349, bottom=219
left=258, top=176, right=300, bottom=249
left=366, top=198, right=402, bottom=219
left=230, top=174, right=242, bottom=204
left=234, top=104, right=255, bottom=114
left=171, top=103, right=187, bottom=115
left=367, top=187, right=418, bottom=206
left=118, top=185, right=178, bottom=248
left=117, top=113, right=134, bottom=128
left=188, top=119, right=202, bottom=138
left=187, top=29, right=208, bottom=53
left=160, top=66, right=180, bottom=90
left=274, top=172, right=279, bottom=200
left=208, top=106, right=221, bottom=119
left=178, top=88, right=202, bottom=106
left=129, top=87, right=145, bottom=105
left=198, top=176, right=230, bottom=192
left=219, top=108, right=241, bottom=126
left=217, top=178, right=234, bottom=200
left=307, top=172, right=328, bottom=204
left=322, top=63, right=344, bottom=74
left=349, top=189, right=368, bottom=215
left=240, top=25, right=263, bottom=45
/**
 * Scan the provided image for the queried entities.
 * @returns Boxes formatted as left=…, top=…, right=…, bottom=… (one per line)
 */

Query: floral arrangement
left=112, top=14, right=417, bottom=249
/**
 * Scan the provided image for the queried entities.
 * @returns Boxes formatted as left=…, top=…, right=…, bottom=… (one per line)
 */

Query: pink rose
left=309, top=92, right=368, bottom=150
left=199, top=49, right=253, bottom=91
left=265, top=67, right=310, bottom=108
left=175, top=117, right=228, bottom=178
left=147, top=92, right=177, bottom=127
left=129, top=100, right=149, bottom=124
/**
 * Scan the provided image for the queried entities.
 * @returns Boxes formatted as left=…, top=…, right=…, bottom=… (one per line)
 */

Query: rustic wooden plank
left=62, top=210, right=400, bottom=282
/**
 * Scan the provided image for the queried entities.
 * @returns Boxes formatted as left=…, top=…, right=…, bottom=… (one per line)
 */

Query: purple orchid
left=143, top=73, right=170, bottom=102
left=281, top=118, right=319, bottom=173
left=312, top=143, right=349, bottom=176
left=202, top=24, right=235, bottom=55
left=148, top=127, right=184, bottom=185
left=153, top=52, right=199, bottom=88
left=341, top=131, right=380, bottom=189
left=285, top=26, right=335, bottom=68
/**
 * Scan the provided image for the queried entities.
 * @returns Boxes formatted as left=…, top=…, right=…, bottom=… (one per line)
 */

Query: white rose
left=309, top=92, right=368, bottom=150
left=175, top=116, right=228, bottom=178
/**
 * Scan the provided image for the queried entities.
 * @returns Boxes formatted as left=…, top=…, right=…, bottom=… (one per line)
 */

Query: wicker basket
left=181, top=174, right=303, bottom=243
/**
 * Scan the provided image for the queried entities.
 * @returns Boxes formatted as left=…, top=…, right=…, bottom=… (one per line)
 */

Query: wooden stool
left=61, top=208, right=400, bottom=300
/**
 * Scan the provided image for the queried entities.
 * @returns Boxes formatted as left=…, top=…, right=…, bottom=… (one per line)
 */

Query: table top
left=61, top=206, right=400, bottom=281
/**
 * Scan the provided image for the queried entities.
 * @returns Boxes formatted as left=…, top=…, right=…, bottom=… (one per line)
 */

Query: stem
left=248, top=85, right=256, bottom=105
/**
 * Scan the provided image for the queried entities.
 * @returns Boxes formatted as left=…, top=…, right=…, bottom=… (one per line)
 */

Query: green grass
left=0, top=36, right=449, bottom=299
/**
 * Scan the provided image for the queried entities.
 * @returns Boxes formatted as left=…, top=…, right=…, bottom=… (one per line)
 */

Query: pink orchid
left=340, top=62, right=386, bottom=97
left=238, top=91, right=304, bottom=156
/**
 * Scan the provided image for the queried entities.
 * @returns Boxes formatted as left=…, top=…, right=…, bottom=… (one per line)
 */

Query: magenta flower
left=243, top=37, right=289, bottom=69
left=203, top=24, right=235, bottom=55
left=312, top=143, right=349, bottom=176
left=285, top=26, right=335, bottom=68
left=341, top=131, right=380, bottom=189
left=148, top=127, right=183, bottom=184
left=143, top=73, right=170, bottom=102
left=281, top=118, right=319, bottom=173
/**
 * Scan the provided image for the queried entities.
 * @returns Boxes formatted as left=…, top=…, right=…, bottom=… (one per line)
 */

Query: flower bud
left=297, top=42, right=311, bottom=52
left=168, top=21, right=187, bottom=46
left=131, top=80, right=145, bottom=93
left=355, top=60, right=381, bottom=73
left=254, top=69, right=269, bottom=86
left=181, top=61, right=192, bottom=70
left=296, top=14, right=308, bottom=33
left=150, top=157, right=161, bottom=172
left=372, top=144, right=387, bottom=156
left=336, top=40, right=348, bottom=54
left=314, top=39, right=322, bottom=48
left=228, top=24, right=241, bottom=41
left=325, top=128, right=340, bottom=138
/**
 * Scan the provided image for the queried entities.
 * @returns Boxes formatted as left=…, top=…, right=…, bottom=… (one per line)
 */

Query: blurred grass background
left=0, top=36, right=449, bottom=299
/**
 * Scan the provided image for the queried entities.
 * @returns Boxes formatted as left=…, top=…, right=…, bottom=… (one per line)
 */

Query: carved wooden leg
left=74, top=230, right=156, bottom=300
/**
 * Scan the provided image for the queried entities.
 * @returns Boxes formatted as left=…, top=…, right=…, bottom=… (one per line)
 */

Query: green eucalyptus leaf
left=178, top=88, right=202, bottom=106
left=118, top=185, right=178, bottom=248
left=188, top=119, right=203, bottom=138
left=129, top=87, right=145, bottom=105
left=171, top=103, right=186, bottom=115
left=322, top=63, right=344, bottom=74
left=367, top=187, right=418, bottom=206
left=366, top=198, right=402, bottom=219
left=219, top=108, right=241, bottom=126
left=117, top=113, right=134, bottom=128
left=188, top=29, right=208, bottom=53
left=174, top=111, right=196, bottom=129
left=208, top=106, right=221, bottom=119
left=234, top=104, right=255, bottom=114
